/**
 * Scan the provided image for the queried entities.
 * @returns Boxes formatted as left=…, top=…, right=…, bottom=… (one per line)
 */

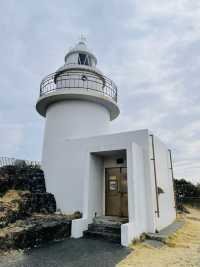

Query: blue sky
left=0, top=0, right=200, bottom=183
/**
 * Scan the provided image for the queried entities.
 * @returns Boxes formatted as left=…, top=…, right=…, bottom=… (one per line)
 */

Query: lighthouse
left=36, top=38, right=119, bottom=141
left=36, top=39, right=176, bottom=247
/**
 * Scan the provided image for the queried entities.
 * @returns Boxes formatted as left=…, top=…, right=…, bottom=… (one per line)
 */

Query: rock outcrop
left=0, top=190, right=56, bottom=228
left=0, top=164, right=77, bottom=250
left=0, top=165, right=46, bottom=194
left=0, top=214, right=71, bottom=250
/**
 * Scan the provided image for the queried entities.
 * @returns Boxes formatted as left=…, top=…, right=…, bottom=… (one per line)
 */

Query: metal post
left=150, top=134, right=160, bottom=218
left=168, top=149, right=177, bottom=212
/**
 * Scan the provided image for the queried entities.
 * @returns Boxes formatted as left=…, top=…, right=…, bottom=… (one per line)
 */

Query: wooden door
left=105, top=167, right=128, bottom=217
left=105, top=168, right=121, bottom=216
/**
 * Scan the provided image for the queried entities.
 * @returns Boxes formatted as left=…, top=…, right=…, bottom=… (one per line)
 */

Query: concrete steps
left=84, top=216, right=127, bottom=244
left=93, top=216, right=128, bottom=225
left=84, top=229, right=121, bottom=243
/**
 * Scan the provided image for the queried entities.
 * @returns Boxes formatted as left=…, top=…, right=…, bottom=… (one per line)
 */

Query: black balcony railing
left=40, top=71, right=118, bottom=102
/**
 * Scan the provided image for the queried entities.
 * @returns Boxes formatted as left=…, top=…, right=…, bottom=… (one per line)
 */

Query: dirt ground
left=118, top=207, right=200, bottom=267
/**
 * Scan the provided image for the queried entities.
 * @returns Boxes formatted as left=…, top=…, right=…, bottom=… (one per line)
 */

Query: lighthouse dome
left=64, top=39, right=97, bottom=67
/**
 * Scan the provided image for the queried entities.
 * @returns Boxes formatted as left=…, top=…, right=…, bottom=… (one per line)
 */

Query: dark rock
left=0, top=206, right=23, bottom=228
left=0, top=165, right=72, bottom=251
left=0, top=214, right=71, bottom=250
left=0, top=190, right=57, bottom=227
left=0, top=165, right=46, bottom=193
left=20, top=191, right=57, bottom=214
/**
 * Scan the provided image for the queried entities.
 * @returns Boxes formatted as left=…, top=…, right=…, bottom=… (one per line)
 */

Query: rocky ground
left=0, top=164, right=80, bottom=252
left=117, top=207, right=200, bottom=267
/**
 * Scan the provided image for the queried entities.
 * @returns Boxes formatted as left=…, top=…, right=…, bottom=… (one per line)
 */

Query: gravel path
left=0, top=238, right=131, bottom=267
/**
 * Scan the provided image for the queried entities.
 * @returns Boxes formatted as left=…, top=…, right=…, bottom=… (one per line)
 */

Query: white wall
left=42, top=140, right=86, bottom=214
left=42, top=129, right=175, bottom=245
left=131, top=142, right=147, bottom=235
left=42, top=100, right=111, bottom=201
left=87, top=154, right=104, bottom=223
left=42, top=129, right=150, bottom=216
left=149, top=135, right=176, bottom=230
left=121, top=142, right=147, bottom=246
left=44, top=100, right=110, bottom=141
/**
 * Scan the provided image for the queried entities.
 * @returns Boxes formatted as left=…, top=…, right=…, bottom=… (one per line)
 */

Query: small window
left=78, top=53, right=89, bottom=66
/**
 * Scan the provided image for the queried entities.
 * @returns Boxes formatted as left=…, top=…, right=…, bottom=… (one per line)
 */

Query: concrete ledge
left=71, top=218, right=88, bottom=238
left=146, top=220, right=185, bottom=243
left=36, top=88, right=120, bottom=120
left=121, top=223, right=134, bottom=247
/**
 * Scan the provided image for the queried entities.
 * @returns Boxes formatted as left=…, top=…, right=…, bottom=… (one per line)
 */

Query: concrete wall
left=44, top=100, right=110, bottom=141
left=42, top=100, right=111, bottom=200
left=87, top=154, right=104, bottom=223
left=121, top=142, right=147, bottom=246
left=42, top=140, right=86, bottom=214
left=131, top=142, right=147, bottom=235
left=42, top=130, right=150, bottom=214
left=42, top=129, right=175, bottom=246
left=150, top=135, right=176, bottom=230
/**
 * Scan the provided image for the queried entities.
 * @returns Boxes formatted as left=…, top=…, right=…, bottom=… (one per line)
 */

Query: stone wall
left=0, top=165, right=46, bottom=194
left=0, top=164, right=75, bottom=250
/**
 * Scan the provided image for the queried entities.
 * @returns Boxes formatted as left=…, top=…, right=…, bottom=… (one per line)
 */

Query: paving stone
left=159, top=220, right=185, bottom=237
left=144, top=239, right=164, bottom=248
left=146, top=220, right=185, bottom=244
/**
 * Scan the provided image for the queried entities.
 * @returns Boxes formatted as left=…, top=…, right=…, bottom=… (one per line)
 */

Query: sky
left=0, top=0, right=200, bottom=184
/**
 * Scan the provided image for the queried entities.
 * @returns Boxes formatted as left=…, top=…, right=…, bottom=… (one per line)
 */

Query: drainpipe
left=150, top=134, right=160, bottom=218
left=168, top=149, right=177, bottom=212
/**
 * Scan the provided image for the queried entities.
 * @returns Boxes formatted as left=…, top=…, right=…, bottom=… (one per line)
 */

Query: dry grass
left=2, top=190, right=22, bottom=202
left=118, top=207, right=200, bottom=267
left=0, top=190, right=23, bottom=222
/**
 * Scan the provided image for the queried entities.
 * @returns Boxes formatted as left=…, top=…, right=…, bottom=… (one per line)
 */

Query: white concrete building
left=36, top=39, right=176, bottom=246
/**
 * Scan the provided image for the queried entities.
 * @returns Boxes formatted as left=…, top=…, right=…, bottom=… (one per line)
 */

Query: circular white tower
left=36, top=39, right=120, bottom=159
